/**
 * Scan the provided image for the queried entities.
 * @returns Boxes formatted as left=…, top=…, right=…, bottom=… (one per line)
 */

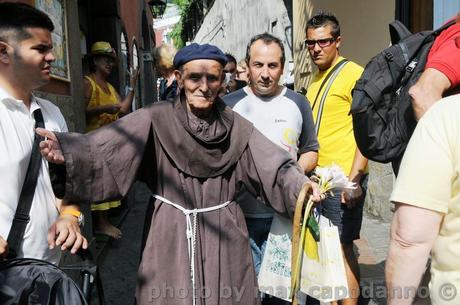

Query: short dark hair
left=306, top=12, right=340, bottom=39
left=0, top=2, right=54, bottom=42
left=245, top=33, right=285, bottom=67
left=225, top=53, right=237, bottom=65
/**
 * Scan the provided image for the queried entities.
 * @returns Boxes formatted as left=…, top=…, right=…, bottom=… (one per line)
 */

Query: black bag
left=0, top=258, right=88, bottom=305
left=350, top=20, right=455, bottom=173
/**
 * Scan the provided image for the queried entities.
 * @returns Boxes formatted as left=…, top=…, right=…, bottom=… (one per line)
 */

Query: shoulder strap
left=313, top=59, right=349, bottom=135
left=433, top=19, right=457, bottom=35
left=7, top=108, right=45, bottom=258
left=311, top=58, right=349, bottom=111
left=389, top=20, right=412, bottom=44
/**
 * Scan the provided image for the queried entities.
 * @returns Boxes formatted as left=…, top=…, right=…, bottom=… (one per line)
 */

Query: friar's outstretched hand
left=36, top=128, right=65, bottom=164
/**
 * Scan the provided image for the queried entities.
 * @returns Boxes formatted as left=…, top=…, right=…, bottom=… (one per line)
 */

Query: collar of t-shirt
left=243, top=86, right=287, bottom=102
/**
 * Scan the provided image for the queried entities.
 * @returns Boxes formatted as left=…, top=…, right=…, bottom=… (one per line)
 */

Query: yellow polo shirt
left=306, top=57, right=363, bottom=175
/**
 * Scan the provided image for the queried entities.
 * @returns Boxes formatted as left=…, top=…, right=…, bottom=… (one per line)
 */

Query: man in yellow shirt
left=305, top=12, right=368, bottom=305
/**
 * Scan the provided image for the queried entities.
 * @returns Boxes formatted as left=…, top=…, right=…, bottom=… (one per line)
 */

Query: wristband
left=60, top=208, right=84, bottom=227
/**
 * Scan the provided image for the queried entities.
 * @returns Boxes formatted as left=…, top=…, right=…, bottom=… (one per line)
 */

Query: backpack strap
left=7, top=108, right=45, bottom=258
left=433, top=19, right=457, bottom=35
left=389, top=20, right=412, bottom=44
left=312, top=59, right=349, bottom=135
left=311, top=58, right=349, bottom=111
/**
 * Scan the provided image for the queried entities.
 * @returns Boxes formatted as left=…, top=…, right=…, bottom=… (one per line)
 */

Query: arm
left=386, top=203, right=442, bottom=305
left=409, top=68, right=451, bottom=120
left=48, top=199, right=88, bottom=254
left=38, top=107, right=153, bottom=203
left=118, top=68, right=140, bottom=114
left=239, top=129, right=321, bottom=218
left=297, top=151, right=318, bottom=174
left=342, top=148, right=368, bottom=207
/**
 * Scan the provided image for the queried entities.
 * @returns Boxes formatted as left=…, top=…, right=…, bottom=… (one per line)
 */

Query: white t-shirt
left=224, top=86, right=318, bottom=218
left=391, top=94, right=460, bottom=305
left=0, top=86, right=67, bottom=264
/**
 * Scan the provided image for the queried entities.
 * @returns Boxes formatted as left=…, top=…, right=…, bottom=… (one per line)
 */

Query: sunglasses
left=304, top=37, right=336, bottom=49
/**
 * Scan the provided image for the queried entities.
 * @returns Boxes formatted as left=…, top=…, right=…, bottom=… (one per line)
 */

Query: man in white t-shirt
left=224, top=32, right=318, bottom=304
left=0, top=2, right=87, bottom=263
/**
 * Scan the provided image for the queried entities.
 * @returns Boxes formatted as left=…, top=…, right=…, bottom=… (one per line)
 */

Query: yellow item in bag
left=304, top=227, right=319, bottom=261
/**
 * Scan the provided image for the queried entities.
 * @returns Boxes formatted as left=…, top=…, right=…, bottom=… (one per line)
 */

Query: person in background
left=222, top=53, right=247, bottom=95
left=236, top=59, right=249, bottom=82
left=0, top=2, right=87, bottom=262
left=409, top=13, right=460, bottom=120
left=84, top=41, right=139, bottom=239
left=305, top=12, right=368, bottom=305
left=224, top=33, right=319, bottom=305
left=153, top=43, right=178, bottom=101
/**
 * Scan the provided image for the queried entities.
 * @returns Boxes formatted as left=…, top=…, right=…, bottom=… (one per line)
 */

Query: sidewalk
left=356, top=212, right=391, bottom=305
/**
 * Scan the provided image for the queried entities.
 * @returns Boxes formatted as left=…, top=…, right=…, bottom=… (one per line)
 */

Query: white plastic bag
left=258, top=214, right=292, bottom=301
left=300, top=215, right=349, bottom=302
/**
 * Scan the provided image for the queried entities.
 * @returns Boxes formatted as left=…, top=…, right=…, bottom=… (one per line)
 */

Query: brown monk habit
left=56, top=97, right=307, bottom=305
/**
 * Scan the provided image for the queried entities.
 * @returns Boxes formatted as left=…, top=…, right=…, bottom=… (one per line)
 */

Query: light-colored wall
left=193, top=0, right=294, bottom=83
left=294, top=0, right=395, bottom=91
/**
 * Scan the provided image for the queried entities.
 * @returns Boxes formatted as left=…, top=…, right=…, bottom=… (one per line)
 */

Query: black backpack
left=0, top=258, right=88, bottom=305
left=350, top=20, right=455, bottom=174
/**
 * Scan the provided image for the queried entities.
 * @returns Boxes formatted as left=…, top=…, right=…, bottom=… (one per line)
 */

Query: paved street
left=356, top=213, right=391, bottom=305
left=96, top=182, right=151, bottom=305
left=95, top=183, right=393, bottom=305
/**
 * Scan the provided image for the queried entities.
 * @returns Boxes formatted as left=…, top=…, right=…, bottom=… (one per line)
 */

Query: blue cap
left=173, top=43, right=227, bottom=68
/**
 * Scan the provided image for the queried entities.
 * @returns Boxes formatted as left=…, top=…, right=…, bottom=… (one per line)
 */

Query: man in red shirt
left=410, top=14, right=460, bottom=119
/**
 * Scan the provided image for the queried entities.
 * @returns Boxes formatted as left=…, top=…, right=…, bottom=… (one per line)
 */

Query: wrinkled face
left=94, top=55, right=116, bottom=76
left=247, top=40, right=284, bottom=97
left=175, top=59, right=224, bottom=115
left=306, top=25, right=341, bottom=71
left=6, top=27, right=55, bottom=90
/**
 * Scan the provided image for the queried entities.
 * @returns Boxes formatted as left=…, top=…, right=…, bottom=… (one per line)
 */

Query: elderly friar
left=38, top=43, right=321, bottom=305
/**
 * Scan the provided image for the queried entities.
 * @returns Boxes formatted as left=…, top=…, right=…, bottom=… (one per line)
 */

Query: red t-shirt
left=426, top=18, right=460, bottom=88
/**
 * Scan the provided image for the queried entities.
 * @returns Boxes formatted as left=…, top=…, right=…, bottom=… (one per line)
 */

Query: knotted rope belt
left=152, top=194, right=231, bottom=305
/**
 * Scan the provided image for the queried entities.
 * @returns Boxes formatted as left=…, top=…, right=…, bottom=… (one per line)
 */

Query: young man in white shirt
left=0, top=2, right=87, bottom=263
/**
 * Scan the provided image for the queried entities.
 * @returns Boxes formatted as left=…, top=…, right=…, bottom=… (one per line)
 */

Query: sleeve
left=390, top=101, right=456, bottom=213
left=47, top=104, right=69, bottom=198
left=297, top=96, right=319, bottom=154
left=56, top=107, right=153, bottom=203
left=346, top=63, right=364, bottom=104
left=426, top=22, right=460, bottom=88
left=238, top=128, right=309, bottom=218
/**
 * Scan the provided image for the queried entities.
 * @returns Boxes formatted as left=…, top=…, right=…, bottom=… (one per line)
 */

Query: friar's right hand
left=36, top=128, right=65, bottom=164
